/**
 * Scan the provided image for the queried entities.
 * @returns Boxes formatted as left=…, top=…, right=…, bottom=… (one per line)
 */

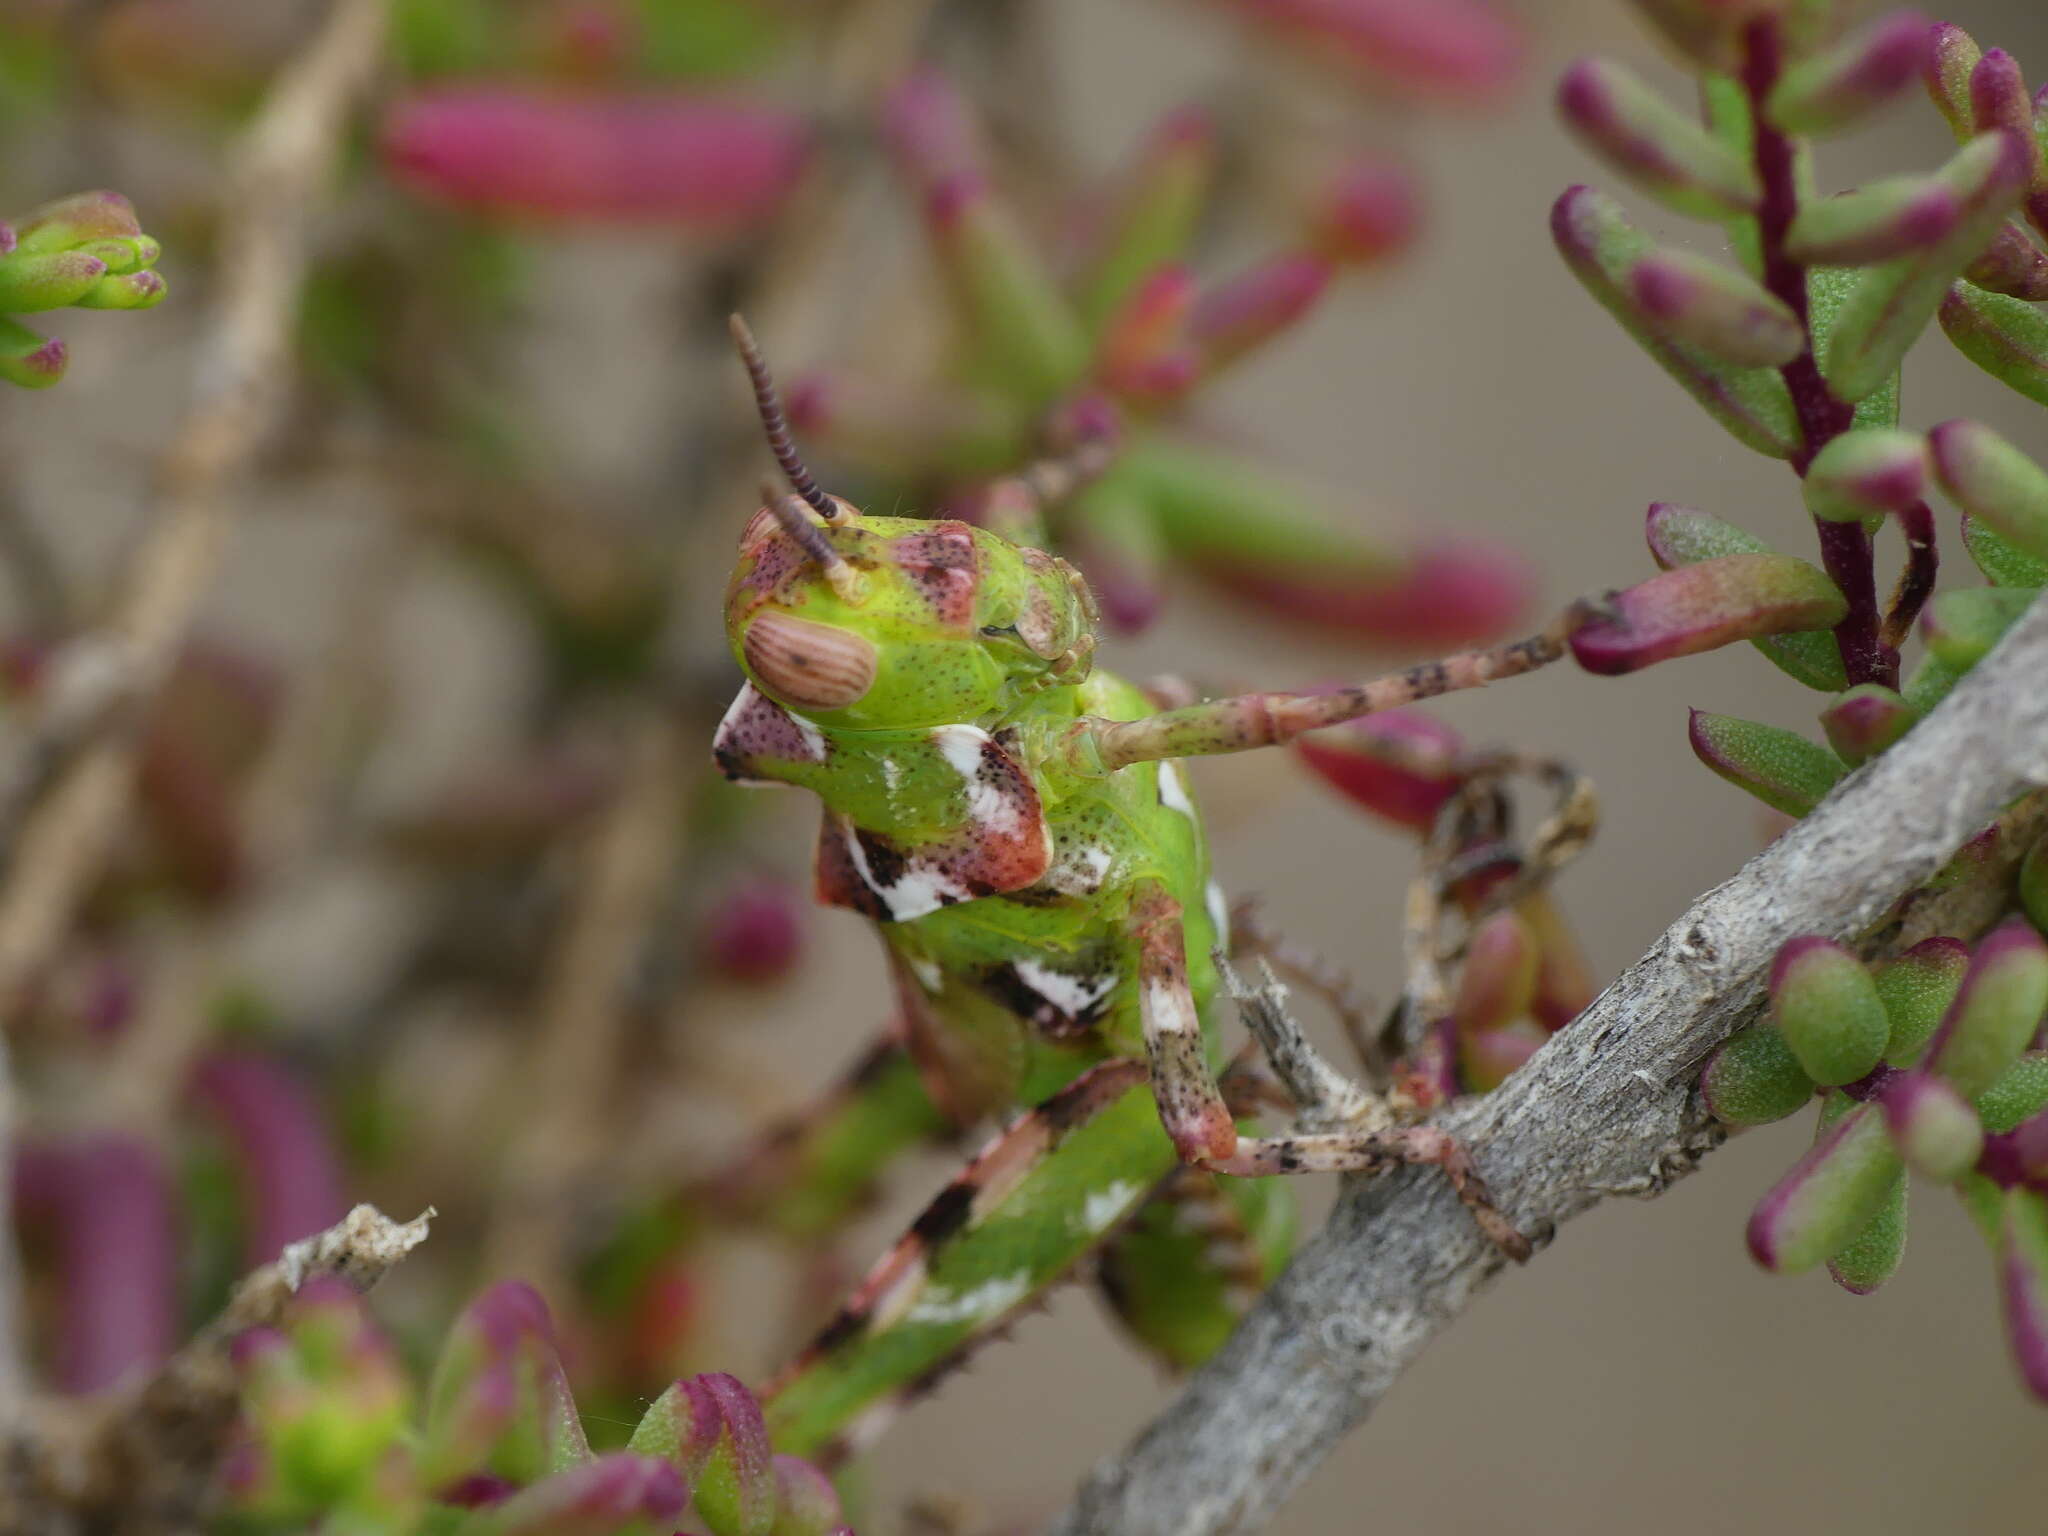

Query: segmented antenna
left=761, top=483, right=865, bottom=604
left=729, top=313, right=843, bottom=524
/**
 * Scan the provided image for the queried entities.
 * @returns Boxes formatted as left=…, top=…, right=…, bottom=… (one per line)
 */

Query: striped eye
left=743, top=610, right=877, bottom=710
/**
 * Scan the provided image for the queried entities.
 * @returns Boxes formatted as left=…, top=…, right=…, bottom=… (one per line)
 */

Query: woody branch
left=1054, top=588, right=2048, bottom=1536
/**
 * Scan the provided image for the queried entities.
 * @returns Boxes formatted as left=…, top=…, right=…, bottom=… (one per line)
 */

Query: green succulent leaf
left=1922, top=585, right=2039, bottom=672
left=1821, top=132, right=2033, bottom=404
left=1701, top=1023, right=1815, bottom=1125
left=1940, top=280, right=2048, bottom=407
left=1642, top=504, right=1848, bottom=688
left=1827, top=1171, right=1907, bottom=1295
left=1688, top=710, right=1846, bottom=817
left=1771, top=937, right=1890, bottom=1087
left=1553, top=185, right=1799, bottom=458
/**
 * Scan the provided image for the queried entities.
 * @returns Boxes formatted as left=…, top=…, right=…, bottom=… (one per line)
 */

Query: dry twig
left=1053, top=590, right=2048, bottom=1536
left=0, top=1203, right=429, bottom=1534
left=0, top=0, right=389, bottom=1028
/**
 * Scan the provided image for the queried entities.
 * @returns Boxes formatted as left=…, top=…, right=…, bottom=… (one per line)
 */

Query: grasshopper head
left=725, top=501, right=1096, bottom=731
left=722, top=317, right=1096, bottom=732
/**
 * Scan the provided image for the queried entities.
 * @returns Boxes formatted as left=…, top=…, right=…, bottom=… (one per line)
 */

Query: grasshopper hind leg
left=761, top=1059, right=1176, bottom=1464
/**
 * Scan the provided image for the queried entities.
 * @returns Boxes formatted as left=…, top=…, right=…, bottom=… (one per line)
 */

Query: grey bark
left=1053, top=589, right=2048, bottom=1536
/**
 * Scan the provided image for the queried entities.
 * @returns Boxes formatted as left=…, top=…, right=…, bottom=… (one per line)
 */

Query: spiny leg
left=1132, top=882, right=1239, bottom=1163
left=1131, top=882, right=1531, bottom=1261
left=762, top=1058, right=1174, bottom=1464
left=1207, top=1123, right=1527, bottom=1258
left=1061, top=598, right=1608, bottom=775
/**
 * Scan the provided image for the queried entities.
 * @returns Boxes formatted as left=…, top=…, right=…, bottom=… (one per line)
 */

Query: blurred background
left=3, top=0, right=2046, bottom=1531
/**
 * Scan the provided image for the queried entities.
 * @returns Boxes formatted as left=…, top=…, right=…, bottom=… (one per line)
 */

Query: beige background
left=11, top=0, right=2048, bottom=1530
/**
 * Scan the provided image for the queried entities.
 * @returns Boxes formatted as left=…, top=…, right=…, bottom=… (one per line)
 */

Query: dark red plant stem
left=1977, top=1108, right=2048, bottom=1192
left=1880, top=499, right=1939, bottom=651
left=1740, top=20, right=1893, bottom=689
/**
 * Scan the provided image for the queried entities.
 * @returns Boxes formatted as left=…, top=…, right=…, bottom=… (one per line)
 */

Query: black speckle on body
left=910, top=1181, right=976, bottom=1248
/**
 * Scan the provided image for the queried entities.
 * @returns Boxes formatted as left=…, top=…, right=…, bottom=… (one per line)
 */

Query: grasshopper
left=712, top=317, right=1587, bottom=1461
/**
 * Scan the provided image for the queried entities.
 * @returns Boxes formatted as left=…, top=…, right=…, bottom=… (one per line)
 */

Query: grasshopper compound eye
left=742, top=610, right=877, bottom=710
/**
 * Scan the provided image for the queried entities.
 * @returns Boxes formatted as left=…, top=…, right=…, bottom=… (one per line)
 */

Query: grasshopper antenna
left=729, top=313, right=846, bottom=526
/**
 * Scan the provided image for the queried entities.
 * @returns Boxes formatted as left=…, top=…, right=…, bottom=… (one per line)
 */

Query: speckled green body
left=861, top=668, right=1229, bottom=1116
left=713, top=501, right=1289, bottom=1458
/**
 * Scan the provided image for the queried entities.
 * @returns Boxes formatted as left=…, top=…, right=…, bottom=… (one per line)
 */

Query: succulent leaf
left=1921, top=586, right=2038, bottom=671
left=1687, top=710, right=1847, bottom=817
left=1920, top=919, right=2048, bottom=1099
left=1819, top=684, right=1915, bottom=765
left=1930, top=418, right=2048, bottom=561
left=1568, top=554, right=1846, bottom=674
left=1997, top=1187, right=2048, bottom=1401
left=1962, top=222, right=2048, bottom=299
left=1877, top=1072, right=1984, bottom=1179
left=1875, top=936, right=1971, bottom=1065
left=1771, top=937, right=1891, bottom=1087
left=1643, top=504, right=1848, bottom=688
left=1800, top=427, right=1929, bottom=523
left=1747, top=1102, right=1904, bottom=1274
left=1702, top=1023, right=1816, bottom=1125
left=1939, top=281, right=2048, bottom=406
left=421, top=1282, right=588, bottom=1493
left=1630, top=247, right=1804, bottom=365
left=1767, top=10, right=1934, bottom=136
left=0, top=315, right=66, bottom=388
left=1552, top=185, right=1800, bottom=458
left=1293, top=708, right=1464, bottom=832
left=1977, top=1053, right=2048, bottom=1135
left=1826, top=1170, right=1907, bottom=1294
left=1924, top=22, right=1982, bottom=139
left=2024, top=835, right=2048, bottom=937
left=1556, top=57, right=1760, bottom=218
left=1785, top=174, right=1962, bottom=266
left=1820, top=130, right=2032, bottom=404
left=1075, top=108, right=1217, bottom=331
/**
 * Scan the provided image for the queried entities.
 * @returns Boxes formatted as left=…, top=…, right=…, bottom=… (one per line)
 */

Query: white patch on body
left=1156, top=760, right=1197, bottom=818
left=932, top=722, right=1026, bottom=837
left=881, top=867, right=974, bottom=921
left=1205, top=880, right=1231, bottom=947
left=1013, top=959, right=1117, bottom=1018
left=789, top=711, right=827, bottom=761
left=1078, top=1180, right=1144, bottom=1236
left=838, top=821, right=971, bottom=921
left=1145, top=979, right=1200, bottom=1039
left=1046, top=842, right=1114, bottom=896
left=904, top=1272, right=1032, bottom=1327
left=868, top=1255, right=931, bottom=1332
left=933, top=723, right=988, bottom=780
left=711, top=683, right=811, bottom=784
left=907, top=955, right=944, bottom=992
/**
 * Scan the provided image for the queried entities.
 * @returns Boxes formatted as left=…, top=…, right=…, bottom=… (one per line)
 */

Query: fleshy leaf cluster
left=229, top=1279, right=852, bottom=1535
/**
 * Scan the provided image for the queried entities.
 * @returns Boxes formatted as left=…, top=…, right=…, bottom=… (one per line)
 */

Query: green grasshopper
left=713, top=317, right=1585, bottom=1461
